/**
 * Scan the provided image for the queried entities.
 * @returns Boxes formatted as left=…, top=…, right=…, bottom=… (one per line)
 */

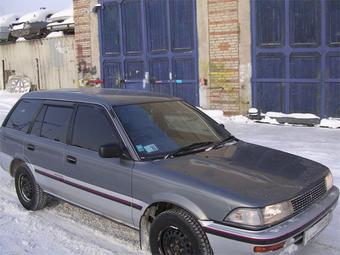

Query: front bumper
left=10, top=22, right=46, bottom=38
left=201, top=186, right=339, bottom=255
left=0, top=27, right=10, bottom=41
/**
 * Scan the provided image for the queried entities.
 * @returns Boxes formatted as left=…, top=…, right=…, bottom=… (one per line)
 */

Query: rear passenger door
left=65, top=104, right=134, bottom=226
left=25, top=102, right=74, bottom=196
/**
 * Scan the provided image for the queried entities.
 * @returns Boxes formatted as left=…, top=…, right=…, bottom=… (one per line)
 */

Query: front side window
left=71, top=105, right=119, bottom=152
left=40, top=105, right=73, bottom=143
left=4, top=99, right=41, bottom=132
left=114, top=101, right=230, bottom=159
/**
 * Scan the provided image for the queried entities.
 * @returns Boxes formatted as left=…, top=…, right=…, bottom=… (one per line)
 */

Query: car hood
left=152, top=140, right=329, bottom=207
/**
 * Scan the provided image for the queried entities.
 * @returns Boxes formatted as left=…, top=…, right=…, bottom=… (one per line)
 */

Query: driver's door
left=63, top=103, right=134, bottom=226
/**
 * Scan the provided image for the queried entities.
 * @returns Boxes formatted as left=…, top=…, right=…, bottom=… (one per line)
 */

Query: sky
left=0, top=0, right=72, bottom=16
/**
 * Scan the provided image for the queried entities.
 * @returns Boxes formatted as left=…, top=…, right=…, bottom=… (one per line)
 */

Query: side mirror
left=219, top=123, right=225, bottom=129
left=99, top=143, right=122, bottom=158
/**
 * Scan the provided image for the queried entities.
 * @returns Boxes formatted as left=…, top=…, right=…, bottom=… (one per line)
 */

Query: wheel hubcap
left=159, top=226, right=193, bottom=255
left=18, top=174, right=33, bottom=202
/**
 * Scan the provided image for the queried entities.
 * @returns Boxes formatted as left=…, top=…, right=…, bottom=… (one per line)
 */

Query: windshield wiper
left=212, top=136, right=237, bottom=149
left=164, top=141, right=215, bottom=159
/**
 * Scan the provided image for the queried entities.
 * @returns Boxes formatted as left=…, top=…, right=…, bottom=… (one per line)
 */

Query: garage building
left=73, top=0, right=340, bottom=117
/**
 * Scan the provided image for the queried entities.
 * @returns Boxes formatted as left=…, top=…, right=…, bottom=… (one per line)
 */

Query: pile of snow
left=266, top=111, right=320, bottom=120
left=248, top=108, right=258, bottom=114
left=202, top=108, right=340, bottom=129
left=198, top=108, right=223, bottom=119
left=319, top=118, right=340, bottom=129
left=198, top=108, right=253, bottom=125
left=259, top=116, right=280, bottom=125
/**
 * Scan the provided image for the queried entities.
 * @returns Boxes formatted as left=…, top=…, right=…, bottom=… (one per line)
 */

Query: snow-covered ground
left=0, top=91, right=339, bottom=254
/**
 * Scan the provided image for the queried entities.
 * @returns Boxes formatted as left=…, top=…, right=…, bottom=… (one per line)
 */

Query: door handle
left=66, top=155, right=77, bottom=164
left=27, top=144, right=35, bottom=151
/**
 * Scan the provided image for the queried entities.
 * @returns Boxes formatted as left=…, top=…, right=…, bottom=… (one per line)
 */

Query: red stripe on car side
left=35, top=169, right=143, bottom=210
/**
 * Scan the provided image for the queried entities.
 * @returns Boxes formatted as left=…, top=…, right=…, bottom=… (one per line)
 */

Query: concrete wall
left=0, top=36, right=77, bottom=90
left=238, top=0, right=252, bottom=114
left=197, top=0, right=210, bottom=109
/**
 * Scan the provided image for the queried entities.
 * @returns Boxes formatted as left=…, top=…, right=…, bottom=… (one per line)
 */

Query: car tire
left=14, top=164, right=47, bottom=211
left=150, top=208, right=213, bottom=255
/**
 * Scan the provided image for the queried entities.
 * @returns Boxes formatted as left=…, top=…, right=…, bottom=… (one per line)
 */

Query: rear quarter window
left=4, top=99, right=41, bottom=133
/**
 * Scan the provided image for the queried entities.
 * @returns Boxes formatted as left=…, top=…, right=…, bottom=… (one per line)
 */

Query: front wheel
left=150, top=208, right=213, bottom=255
left=14, top=164, right=47, bottom=211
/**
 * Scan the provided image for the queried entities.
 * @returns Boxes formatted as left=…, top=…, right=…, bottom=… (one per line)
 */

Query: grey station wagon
left=0, top=89, right=338, bottom=255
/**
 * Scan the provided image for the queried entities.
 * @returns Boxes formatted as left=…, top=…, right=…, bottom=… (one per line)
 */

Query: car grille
left=290, top=180, right=327, bottom=214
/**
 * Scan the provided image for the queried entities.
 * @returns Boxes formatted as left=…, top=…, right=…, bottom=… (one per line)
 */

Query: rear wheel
left=150, top=208, right=213, bottom=255
left=15, top=164, right=47, bottom=211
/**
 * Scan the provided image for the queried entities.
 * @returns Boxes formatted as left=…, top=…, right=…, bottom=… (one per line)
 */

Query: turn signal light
left=254, top=242, right=285, bottom=253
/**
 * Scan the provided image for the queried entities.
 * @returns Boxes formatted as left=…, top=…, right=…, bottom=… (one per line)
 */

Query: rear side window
left=40, top=105, right=73, bottom=143
left=4, top=100, right=41, bottom=133
left=31, top=105, right=47, bottom=137
left=71, top=105, right=119, bottom=152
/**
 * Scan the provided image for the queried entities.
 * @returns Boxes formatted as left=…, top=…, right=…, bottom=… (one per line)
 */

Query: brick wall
left=73, top=0, right=100, bottom=85
left=207, top=0, right=240, bottom=115
left=74, top=0, right=92, bottom=67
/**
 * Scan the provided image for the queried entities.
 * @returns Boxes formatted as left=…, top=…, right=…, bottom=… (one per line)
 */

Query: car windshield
left=114, top=100, right=231, bottom=159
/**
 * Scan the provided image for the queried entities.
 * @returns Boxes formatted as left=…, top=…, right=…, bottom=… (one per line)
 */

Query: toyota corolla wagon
left=0, top=89, right=338, bottom=255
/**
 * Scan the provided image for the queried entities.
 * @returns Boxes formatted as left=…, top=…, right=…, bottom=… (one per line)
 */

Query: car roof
left=22, top=88, right=180, bottom=106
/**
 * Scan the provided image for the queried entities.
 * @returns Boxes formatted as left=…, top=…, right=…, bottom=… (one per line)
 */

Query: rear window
left=4, top=99, right=41, bottom=133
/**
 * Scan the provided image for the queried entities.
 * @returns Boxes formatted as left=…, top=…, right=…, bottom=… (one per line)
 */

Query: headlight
left=225, top=201, right=294, bottom=228
left=262, top=201, right=294, bottom=225
left=325, top=172, right=333, bottom=191
left=225, top=208, right=262, bottom=226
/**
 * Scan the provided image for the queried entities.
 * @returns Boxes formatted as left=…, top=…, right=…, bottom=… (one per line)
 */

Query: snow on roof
left=16, top=37, right=26, bottom=42
left=16, top=8, right=54, bottom=24
left=47, top=17, right=74, bottom=28
left=0, top=14, right=20, bottom=27
left=45, top=31, right=64, bottom=39
left=48, top=8, right=73, bottom=23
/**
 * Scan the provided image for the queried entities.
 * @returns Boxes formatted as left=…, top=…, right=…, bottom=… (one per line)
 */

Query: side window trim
left=66, top=103, right=78, bottom=145
left=27, top=102, right=46, bottom=134
left=28, top=101, right=75, bottom=144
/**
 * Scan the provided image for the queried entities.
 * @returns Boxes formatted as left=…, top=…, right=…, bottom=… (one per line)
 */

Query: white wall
left=0, top=36, right=77, bottom=90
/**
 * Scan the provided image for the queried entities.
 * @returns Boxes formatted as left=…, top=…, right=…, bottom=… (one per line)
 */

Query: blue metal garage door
left=251, top=0, right=340, bottom=117
left=98, top=0, right=199, bottom=105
